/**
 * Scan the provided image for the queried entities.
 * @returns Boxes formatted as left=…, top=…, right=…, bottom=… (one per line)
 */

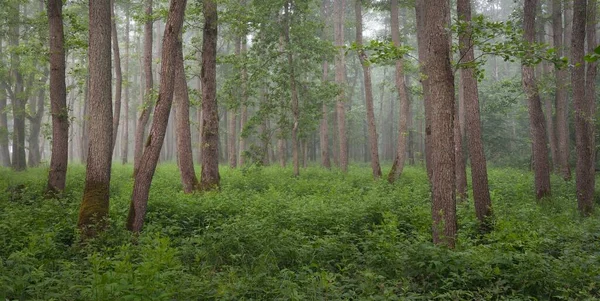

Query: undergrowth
left=0, top=164, right=599, bottom=300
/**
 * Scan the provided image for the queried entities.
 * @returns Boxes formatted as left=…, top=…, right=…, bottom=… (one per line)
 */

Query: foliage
left=1, top=165, right=599, bottom=300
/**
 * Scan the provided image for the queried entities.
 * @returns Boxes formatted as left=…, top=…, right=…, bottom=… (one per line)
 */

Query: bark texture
left=199, top=0, right=220, bottom=191
left=420, top=0, right=457, bottom=248
left=522, top=0, right=551, bottom=200
left=46, top=0, right=69, bottom=195
left=121, top=4, right=130, bottom=164
left=126, top=0, right=187, bottom=233
left=355, top=0, right=381, bottom=179
left=174, top=40, right=199, bottom=193
left=0, top=90, right=9, bottom=167
left=458, top=0, right=492, bottom=223
left=111, top=0, right=122, bottom=151
left=334, top=0, right=348, bottom=172
left=78, top=0, right=113, bottom=237
left=10, top=16, right=27, bottom=171
left=415, top=0, right=433, bottom=180
left=552, top=0, right=570, bottom=179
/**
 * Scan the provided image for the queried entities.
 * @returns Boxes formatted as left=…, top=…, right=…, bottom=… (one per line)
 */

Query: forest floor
left=1, top=164, right=599, bottom=300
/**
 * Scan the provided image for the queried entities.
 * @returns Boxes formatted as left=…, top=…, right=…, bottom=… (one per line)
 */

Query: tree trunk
left=419, top=0, right=457, bottom=248
left=454, top=101, right=467, bottom=200
left=334, top=0, right=348, bottom=172
left=80, top=76, right=89, bottom=164
left=284, top=1, right=300, bottom=177
left=522, top=0, right=551, bottom=200
left=10, top=14, right=27, bottom=171
left=0, top=91, right=9, bottom=167
left=199, top=0, right=220, bottom=191
left=355, top=0, right=381, bottom=179
left=227, top=108, right=237, bottom=168
left=28, top=73, right=46, bottom=167
left=46, top=0, right=68, bottom=194
left=174, top=38, right=199, bottom=193
left=388, top=0, right=410, bottom=183
left=126, top=0, right=187, bottom=233
left=121, top=4, right=130, bottom=164
left=552, top=0, right=571, bottom=180
left=278, top=136, right=286, bottom=167
left=78, top=0, right=113, bottom=238
left=415, top=0, right=433, bottom=180
left=458, top=0, right=492, bottom=224
left=238, top=37, right=248, bottom=166
left=134, top=0, right=154, bottom=176
left=111, top=0, right=122, bottom=151
left=320, top=60, right=331, bottom=169
left=573, top=0, right=594, bottom=215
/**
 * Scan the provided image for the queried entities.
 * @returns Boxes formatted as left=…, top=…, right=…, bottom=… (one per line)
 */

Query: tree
left=457, top=0, right=492, bottom=224
left=121, top=2, right=131, bottom=164
left=78, top=0, right=113, bottom=237
left=174, top=37, right=199, bottom=193
left=46, top=0, right=69, bottom=195
left=572, top=0, right=594, bottom=215
left=0, top=84, right=9, bottom=167
left=126, top=0, right=187, bottom=233
left=134, top=0, right=154, bottom=176
left=320, top=0, right=331, bottom=170
left=111, top=0, right=122, bottom=151
left=419, top=0, right=457, bottom=248
left=354, top=0, right=381, bottom=179
left=334, top=0, right=348, bottom=172
left=415, top=0, right=433, bottom=180
left=552, top=0, right=571, bottom=180
left=9, top=6, right=27, bottom=171
left=387, top=0, right=410, bottom=183
left=199, top=0, right=220, bottom=191
left=522, top=0, right=551, bottom=200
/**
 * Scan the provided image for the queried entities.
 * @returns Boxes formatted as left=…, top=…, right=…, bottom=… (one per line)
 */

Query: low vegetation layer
left=1, top=165, right=599, bottom=300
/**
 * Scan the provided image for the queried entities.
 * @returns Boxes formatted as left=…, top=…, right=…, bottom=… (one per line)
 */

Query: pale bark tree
left=238, top=37, right=248, bottom=166
left=334, top=0, right=348, bottom=172
left=355, top=0, right=381, bottom=179
left=46, top=0, right=68, bottom=194
left=126, top=0, right=187, bottom=233
left=458, top=0, right=492, bottom=223
left=199, top=0, right=220, bottom=191
left=388, top=0, right=410, bottom=183
left=419, top=0, right=457, bottom=248
left=111, top=0, right=122, bottom=151
left=134, top=0, right=154, bottom=176
left=121, top=3, right=130, bottom=164
left=80, top=76, right=89, bottom=164
left=0, top=37, right=9, bottom=168
left=522, top=0, right=551, bottom=200
left=78, top=0, right=113, bottom=237
left=174, top=39, right=199, bottom=193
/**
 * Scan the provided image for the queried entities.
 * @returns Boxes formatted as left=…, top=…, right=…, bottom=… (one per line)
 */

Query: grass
left=1, top=164, right=599, bottom=300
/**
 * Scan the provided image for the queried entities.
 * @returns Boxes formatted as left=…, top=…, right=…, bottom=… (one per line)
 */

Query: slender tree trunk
left=388, top=0, right=410, bottom=183
left=522, top=0, right=551, bottom=200
left=121, top=3, right=130, bottom=164
left=454, top=101, right=467, bottom=200
left=420, top=0, right=457, bottom=248
left=10, top=15, right=27, bottom=171
left=111, top=0, right=122, bottom=151
left=458, top=0, right=492, bottom=224
left=196, top=50, right=203, bottom=164
left=174, top=38, right=199, bottom=193
left=0, top=92, right=9, bottom=167
left=278, top=136, right=286, bottom=167
left=199, top=0, right=220, bottom=191
left=283, top=2, right=300, bottom=177
left=238, top=37, right=248, bottom=166
left=227, top=108, right=237, bottom=168
left=415, top=0, right=433, bottom=180
left=320, top=60, right=331, bottom=169
left=127, top=0, right=186, bottom=232
left=78, top=0, right=113, bottom=238
left=355, top=0, right=381, bottom=179
left=134, top=0, right=154, bottom=176
left=46, top=0, right=68, bottom=194
left=28, top=73, right=46, bottom=168
left=81, top=76, right=89, bottom=164
left=334, top=0, right=348, bottom=172
left=572, top=0, right=594, bottom=215
left=552, top=0, right=571, bottom=180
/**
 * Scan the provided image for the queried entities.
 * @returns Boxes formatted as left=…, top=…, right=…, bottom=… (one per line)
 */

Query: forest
left=1, top=0, right=599, bottom=299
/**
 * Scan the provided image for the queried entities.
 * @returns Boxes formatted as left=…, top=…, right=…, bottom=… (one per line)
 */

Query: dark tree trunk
left=320, top=60, right=331, bottom=169
left=10, top=16, right=27, bottom=171
left=78, top=0, right=113, bottom=238
left=415, top=0, right=433, bottom=180
left=355, top=0, right=381, bottom=179
left=522, top=0, right=551, bottom=200
left=126, top=0, right=187, bottom=233
left=174, top=38, right=199, bottom=193
left=227, top=108, right=237, bottom=168
left=199, top=0, right=220, bottom=191
left=28, top=72, right=47, bottom=167
left=46, top=0, right=68, bottom=194
left=134, top=0, right=154, bottom=176
left=458, top=0, right=492, bottom=224
left=419, top=0, right=457, bottom=248
left=111, top=0, right=122, bottom=151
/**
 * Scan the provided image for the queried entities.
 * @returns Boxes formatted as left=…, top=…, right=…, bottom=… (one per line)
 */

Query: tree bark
left=334, top=0, right=348, bottom=172
left=174, top=38, right=199, bottom=193
left=355, top=0, right=381, bottom=179
left=227, top=108, right=237, bottom=168
left=572, top=0, right=594, bottom=215
left=28, top=72, right=47, bottom=167
left=121, top=3, right=130, bottom=164
left=284, top=1, right=300, bottom=177
left=126, top=0, right=187, bottom=233
left=419, top=0, right=457, bottom=248
left=78, top=0, right=113, bottom=238
left=199, top=0, right=220, bottom=191
left=522, top=0, right=551, bottom=200
left=80, top=76, right=89, bottom=164
left=320, top=60, right=331, bottom=169
left=0, top=90, right=9, bottom=167
left=111, top=0, right=122, bottom=151
left=415, top=0, right=433, bottom=180
left=453, top=100, right=467, bottom=200
left=388, top=0, right=410, bottom=183
left=238, top=36, right=248, bottom=166
left=134, top=0, right=154, bottom=176
left=10, top=13, right=27, bottom=171
left=552, top=0, right=571, bottom=180
left=458, top=0, right=492, bottom=224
